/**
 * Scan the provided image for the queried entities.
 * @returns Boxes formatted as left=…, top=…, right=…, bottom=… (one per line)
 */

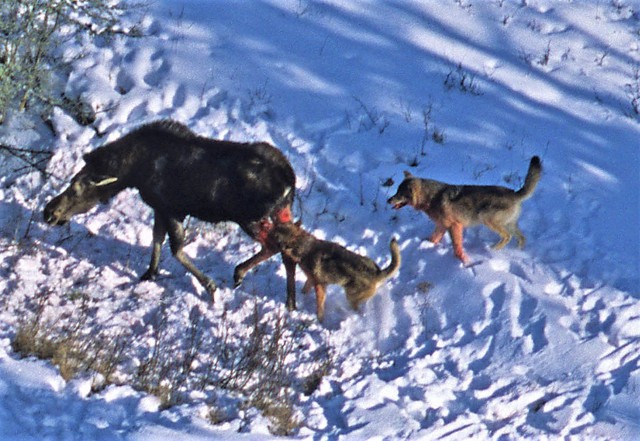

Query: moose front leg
left=233, top=246, right=277, bottom=288
left=233, top=248, right=298, bottom=311
left=141, top=214, right=167, bottom=281
left=165, top=217, right=217, bottom=300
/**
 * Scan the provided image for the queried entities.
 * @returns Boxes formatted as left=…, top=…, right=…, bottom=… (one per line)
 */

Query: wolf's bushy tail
left=516, top=156, right=542, bottom=200
left=379, top=237, right=401, bottom=280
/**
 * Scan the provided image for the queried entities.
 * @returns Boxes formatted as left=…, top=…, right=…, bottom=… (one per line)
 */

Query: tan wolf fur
left=269, top=222, right=401, bottom=321
left=387, top=156, right=542, bottom=264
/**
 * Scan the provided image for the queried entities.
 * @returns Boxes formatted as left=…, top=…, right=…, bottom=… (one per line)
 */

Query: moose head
left=44, top=170, right=119, bottom=226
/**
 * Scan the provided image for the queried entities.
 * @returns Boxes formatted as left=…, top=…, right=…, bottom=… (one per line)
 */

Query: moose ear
left=91, top=176, right=118, bottom=187
left=403, top=171, right=413, bottom=178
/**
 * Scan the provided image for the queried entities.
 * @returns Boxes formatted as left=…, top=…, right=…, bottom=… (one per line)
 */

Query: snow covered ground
left=1, top=0, right=639, bottom=439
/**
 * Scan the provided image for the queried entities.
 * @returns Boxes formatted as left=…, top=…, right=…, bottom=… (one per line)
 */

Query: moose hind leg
left=141, top=214, right=167, bottom=281
left=165, top=217, right=217, bottom=299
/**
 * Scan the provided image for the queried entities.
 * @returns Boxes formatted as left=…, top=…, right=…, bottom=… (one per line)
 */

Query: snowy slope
left=0, top=0, right=639, bottom=439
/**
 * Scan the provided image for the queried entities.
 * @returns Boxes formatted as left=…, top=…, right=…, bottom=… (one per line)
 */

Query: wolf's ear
left=403, top=171, right=413, bottom=178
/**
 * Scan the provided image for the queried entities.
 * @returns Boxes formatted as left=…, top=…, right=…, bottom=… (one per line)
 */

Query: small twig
left=0, top=143, right=53, bottom=175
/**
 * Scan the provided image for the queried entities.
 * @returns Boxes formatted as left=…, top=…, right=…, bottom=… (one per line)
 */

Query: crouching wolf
left=387, top=156, right=541, bottom=264
left=269, top=222, right=401, bottom=321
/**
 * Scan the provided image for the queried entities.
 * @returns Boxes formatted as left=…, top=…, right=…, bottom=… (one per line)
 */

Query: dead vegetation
left=11, top=291, right=333, bottom=436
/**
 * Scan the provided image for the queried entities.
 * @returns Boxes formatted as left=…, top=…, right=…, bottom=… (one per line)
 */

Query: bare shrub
left=134, top=303, right=208, bottom=409
left=0, top=143, right=53, bottom=175
left=0, top=0, right=140, bottom=123
left=538, top=41, right=551, bottom=66
left=256, top=396, right=301, bottom=436
left=12, top=293, right=332, bottom=436
left=409, top=103, right=447, bottom=167
left=625, top=65, right=640, bottom=116
left=12, top=291, right=129, bottom=386
left=352, top=96, right=390, bottom=134
left=198, top=302, right=333, bottom=434
left=432, top=128, right=446, bottom=144
left=444, top=63, right=483, bottom=95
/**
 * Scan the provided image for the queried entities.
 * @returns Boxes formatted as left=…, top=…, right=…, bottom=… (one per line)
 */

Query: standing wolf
left=269, top=222, right=401, bottom=321
left=388, top=156, right=541, bottom=264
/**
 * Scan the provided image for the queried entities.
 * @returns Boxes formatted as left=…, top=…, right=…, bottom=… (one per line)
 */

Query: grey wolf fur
left=387, top=156, right=541, bottom=264
left=269, top=222, right=401, bottom=321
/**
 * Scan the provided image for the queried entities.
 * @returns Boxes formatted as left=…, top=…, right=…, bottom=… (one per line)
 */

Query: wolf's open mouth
left=389, top=200, right=407, bottom=210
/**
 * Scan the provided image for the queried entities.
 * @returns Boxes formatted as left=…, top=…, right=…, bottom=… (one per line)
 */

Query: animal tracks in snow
left=2, top=0, right=639, bottom=438
left=143, top=50, right=171, bottom=88
left=489, top=258, right=532, bottom=282
left=310, top=257, right=591, bottom=438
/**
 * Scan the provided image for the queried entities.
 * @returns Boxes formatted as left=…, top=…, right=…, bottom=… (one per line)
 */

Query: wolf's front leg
left=428, top=224, right=447, bottom=244
left=448, top=223, right=469, bottom=264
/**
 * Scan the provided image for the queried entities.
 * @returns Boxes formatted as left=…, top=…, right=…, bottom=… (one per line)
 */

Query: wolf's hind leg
left=314, top=283, right=327, bottom=322
left=302, top=278, right=313, bottom=294
left=346, top=285, right=377, bottom=312
left=486, top=221, right=512, bottom=250
left=510, top=223, right=526, bottom=249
